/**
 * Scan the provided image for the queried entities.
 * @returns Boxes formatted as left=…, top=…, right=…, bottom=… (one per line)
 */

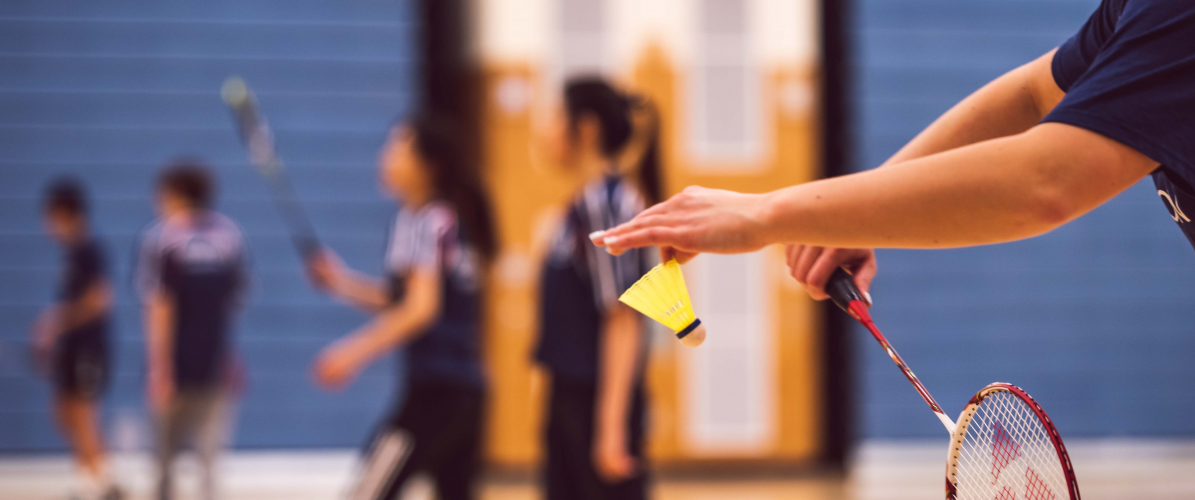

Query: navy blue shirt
left=536, top=175, right=650, bottom=383
left=59, top=238, right=109, bottom=347
left=136, top=212, right=248, bottom=389
left=1044, top=0, right=1195, bottom=249
left=386, top=201, right=485, bottom=388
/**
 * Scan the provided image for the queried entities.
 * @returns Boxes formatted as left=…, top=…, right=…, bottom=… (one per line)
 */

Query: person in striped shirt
left=534, top=77, right=662, bottom=500
left=306, top=113, right=496, bottom=500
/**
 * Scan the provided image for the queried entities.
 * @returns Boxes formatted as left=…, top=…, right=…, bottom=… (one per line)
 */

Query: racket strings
left=954, top=392, right=1069, bottom=500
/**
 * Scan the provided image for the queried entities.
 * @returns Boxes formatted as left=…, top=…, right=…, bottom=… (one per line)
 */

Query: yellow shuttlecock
left=619, top=259, right=706, bottom=347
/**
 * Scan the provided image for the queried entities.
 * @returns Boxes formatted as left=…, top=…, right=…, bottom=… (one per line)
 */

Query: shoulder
left=420, top=201, right=459, bottom=236
left=387, top=202, right=458, bottom=245
left=208, top=211, right=244, bottom=236
left=205, top=211, right=247, bottom=247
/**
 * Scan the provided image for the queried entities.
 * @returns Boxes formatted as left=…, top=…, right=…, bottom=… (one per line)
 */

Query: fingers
left=603, top=226, right=690, bottom=256
left=661, top=247, right=699, bottom=264
left=594, top=452, right=637, bottom=482
left=591, top=187, right=704, bottom=248
left=849, top=251, right=878, bottom=305
left=785, top=244, right=802, bottom=271
left=791, top=245, right=825, bottom=293
left=804, top=249, right=844, bottom=301
left=801, top=248, right=877, bottom=305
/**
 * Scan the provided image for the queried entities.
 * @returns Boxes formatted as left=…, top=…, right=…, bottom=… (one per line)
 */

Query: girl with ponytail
left=306, top=113, right=495, bottom=500
left=533, top=76, right=661, bottom=500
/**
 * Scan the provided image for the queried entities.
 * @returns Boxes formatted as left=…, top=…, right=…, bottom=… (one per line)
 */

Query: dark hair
left=158, top=158, right=215, bottom=208
left=564, top=77, right=662, bottom=204
left=43, top=177, right=88, bottom=217
left=407, top=113, right=498, bottom=262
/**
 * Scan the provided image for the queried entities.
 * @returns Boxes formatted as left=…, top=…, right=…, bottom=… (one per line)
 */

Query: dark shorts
left=544, top=377, right=648, bottom=500
left=53, top=333, right=109, bottom=399
left=354, top=382, right=484, bottom=500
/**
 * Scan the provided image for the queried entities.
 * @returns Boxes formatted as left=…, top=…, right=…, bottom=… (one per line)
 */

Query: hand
left=148, top=369, right=174, bottom=414
left=593, top=428, right=637, bottom=483
left=312, top=342, right=361, bottom=390
left=306, top=248, right=344, bottom=293
left=785, top=245, right=876, bottom=302
left=591, top=186, right=772, bottom=264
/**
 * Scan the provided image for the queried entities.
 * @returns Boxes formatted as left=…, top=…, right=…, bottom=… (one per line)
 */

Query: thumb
left=851, top=258, right=877, bottom=305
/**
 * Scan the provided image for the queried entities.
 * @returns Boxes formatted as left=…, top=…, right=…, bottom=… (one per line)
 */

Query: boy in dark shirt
left=136, top=161, right=247, bottom=500
left=32, top=178, right=123, bottom=500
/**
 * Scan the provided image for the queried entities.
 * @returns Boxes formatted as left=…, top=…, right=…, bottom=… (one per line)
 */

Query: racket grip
left=827, top=267, right=866, bottom=314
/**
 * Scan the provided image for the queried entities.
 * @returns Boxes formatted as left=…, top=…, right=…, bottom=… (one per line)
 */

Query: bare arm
left=307, top=249, right=389, bottom=312
left=788, top=50, right=1065, bottom=298
left=593, top=305, right=643, bottom=481
left=597, top=123, right=1157, bottom=252
left=313, top=268, right=441, bottom=388
left=327, top=268, right=389, bottom=312
left=33, top=279, right=113, bottom=355
left=883, top=49, right=1065, bottom=167
left=145, top=289, right=175, bottom=411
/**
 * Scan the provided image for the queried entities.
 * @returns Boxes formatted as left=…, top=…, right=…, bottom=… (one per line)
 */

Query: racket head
left=946, top=383, right=1079, bottom=500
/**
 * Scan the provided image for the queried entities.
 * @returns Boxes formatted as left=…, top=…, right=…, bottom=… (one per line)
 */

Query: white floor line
left=1, top=439, right=1193, bottom=500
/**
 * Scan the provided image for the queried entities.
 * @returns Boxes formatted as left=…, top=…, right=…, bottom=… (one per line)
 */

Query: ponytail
left=627, top=96, right=662, bottom=205
left=408, top=113, right=498, bottom=262
left=564, top=76, right=663, bottom=205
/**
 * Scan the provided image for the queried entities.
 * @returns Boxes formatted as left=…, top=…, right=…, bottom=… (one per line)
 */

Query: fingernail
left=604, top=235, right=619, bottom=246
left=863, top=291, right=873, bottom=307
left=589, top=230, right=605, bottom=242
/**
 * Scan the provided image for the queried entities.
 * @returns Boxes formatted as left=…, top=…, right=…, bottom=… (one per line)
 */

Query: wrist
left=752, top=190, right=785, bottom=242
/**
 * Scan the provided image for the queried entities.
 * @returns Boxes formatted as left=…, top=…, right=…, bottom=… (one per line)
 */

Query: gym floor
left=2, top=440, right=1192, bottom=500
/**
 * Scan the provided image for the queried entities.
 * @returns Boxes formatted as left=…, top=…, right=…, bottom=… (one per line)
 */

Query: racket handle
left=826, top=267, right=866, bottom=313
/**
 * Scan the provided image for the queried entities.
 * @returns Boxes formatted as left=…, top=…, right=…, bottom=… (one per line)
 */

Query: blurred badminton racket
left=222, top=76, right=320, bottom=259
left=826, top=268, right=1079, bottom=499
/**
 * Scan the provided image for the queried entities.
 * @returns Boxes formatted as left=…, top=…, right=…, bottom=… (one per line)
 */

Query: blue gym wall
left=849, top=0, right=1195, bottom=439
left=0, top=1, right=416, bottom=451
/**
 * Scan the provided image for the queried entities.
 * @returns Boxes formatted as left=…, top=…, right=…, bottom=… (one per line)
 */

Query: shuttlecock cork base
left=619, top=259, right=707, bottom=347
left=676, top=319, right=706, bottom=348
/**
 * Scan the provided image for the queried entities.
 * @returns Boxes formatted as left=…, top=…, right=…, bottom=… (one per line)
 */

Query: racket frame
left=945, top=382, right=1080, bottom=500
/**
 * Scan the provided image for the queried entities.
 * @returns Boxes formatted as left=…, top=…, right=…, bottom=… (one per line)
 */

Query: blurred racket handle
left=826, top=267, right=866, bottom=314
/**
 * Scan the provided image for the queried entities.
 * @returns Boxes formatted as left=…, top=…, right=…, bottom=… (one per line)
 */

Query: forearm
left=330, top=269, right=389, bottom=311
left=330, top=268, right=441, bottom=370
left=596, top=307, right=642, bottom=442
left=884, top=50, right=1063, bottom=166
left=761, top=124, right=1156, bottom=248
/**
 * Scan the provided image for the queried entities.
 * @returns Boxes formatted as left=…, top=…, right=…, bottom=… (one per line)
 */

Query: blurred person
left=306, top=113, right=496, bottom=500
left=136, top=161, right=247, bottom=500
left=595, top=0, right=1195, bottom=298
left=533, top=77, right=660, bottom=500
left=32, top=178, right=124, bottom=500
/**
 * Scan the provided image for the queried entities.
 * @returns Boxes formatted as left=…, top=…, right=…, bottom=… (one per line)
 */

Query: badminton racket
left=826, top=268, right=1080, bottom=499
left=221, top=76, right=320, bottom=259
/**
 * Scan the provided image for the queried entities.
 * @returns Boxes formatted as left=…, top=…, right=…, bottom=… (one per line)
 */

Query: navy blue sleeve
left=1043, top=0, right=1195, bottom=185
left=1051, top=0, right=1124, bottom=92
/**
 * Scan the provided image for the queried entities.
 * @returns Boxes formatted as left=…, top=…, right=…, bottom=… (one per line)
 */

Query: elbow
left=1024, top=176, right=1080, bottom=232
